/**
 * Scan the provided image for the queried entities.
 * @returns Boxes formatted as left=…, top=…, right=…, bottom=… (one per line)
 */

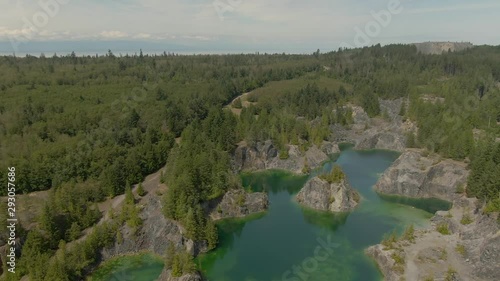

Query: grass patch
left=391, top=251, right=405, bottom=274
left=251, top=74, right=351, bottom=101
left=381, top=231, right=398, bottom=249
left=402, top=224, right=415, bottom=243
left=445, top=266, right=457, bottom=281
left=436, top=223, right=451, bottom=235
left=460, top=213, right=473, bottom=225
left=439, top=248, right=447, bottom=260
left=455, top=244, right=466, bottom=257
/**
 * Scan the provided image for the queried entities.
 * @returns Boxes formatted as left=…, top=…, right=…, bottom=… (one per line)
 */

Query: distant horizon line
left=0, top=41, right=496, bottom=58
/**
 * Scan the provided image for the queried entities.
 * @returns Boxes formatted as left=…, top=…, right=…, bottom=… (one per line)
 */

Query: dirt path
left=225, top=92, right=257, bottom=116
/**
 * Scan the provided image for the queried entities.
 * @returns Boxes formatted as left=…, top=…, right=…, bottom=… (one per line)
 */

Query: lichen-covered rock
left=374, top=149, right=469, bottom=201
left=295, top=177, right=359, bottom=212
left=207, top=189, right=268, bottom=221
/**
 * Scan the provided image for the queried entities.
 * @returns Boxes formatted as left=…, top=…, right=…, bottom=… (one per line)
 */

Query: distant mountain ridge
left=413, top=41, right=473, bottom=54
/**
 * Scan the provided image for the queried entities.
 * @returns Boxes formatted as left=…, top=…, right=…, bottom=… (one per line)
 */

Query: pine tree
left=165, top=241, right=176, bottom=269
left=125, top=181, right=134, bottom=205
left=66, top=222, right=81, bottom=241
left=184, top=208, right=197, bottom=239
left=171, top=254, right=182, bottom=277
left=137, top=182, right=146, bottom=197
left=205, top=219, right=218, bottom=250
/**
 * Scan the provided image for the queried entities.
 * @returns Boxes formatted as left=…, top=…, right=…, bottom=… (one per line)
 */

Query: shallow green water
left=198, top=148, right=448, bottom=281
left=89, top=253, right=164, bottom=281
left=94, top=147, right=451, bottom=281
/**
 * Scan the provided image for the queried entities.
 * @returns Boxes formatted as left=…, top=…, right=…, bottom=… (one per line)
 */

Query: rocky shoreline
left=366, top=197, right=499, bottom=281
left=367, top=149, right=499, bottom=281
left=97, top=183, right=268, bottom=281
left=232, top=99, right=412, bottom=176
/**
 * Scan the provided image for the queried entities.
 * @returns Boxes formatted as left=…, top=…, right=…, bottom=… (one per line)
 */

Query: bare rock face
left=233, top=140, right=333, bottom=174
left=413, top=42, right=473, bottom=55
left=355, top=131, right=406, bottom=152
left=207, top=189, right=269, bottom=221
left=374, top=149, right=469, bottom=201
left=101, top=193, right=207, bottom=259
left=156, top=269, right=204, bottom=281
left=366, top=198, right=499, bottom=281
left=296, top=177, right=359, bottom=212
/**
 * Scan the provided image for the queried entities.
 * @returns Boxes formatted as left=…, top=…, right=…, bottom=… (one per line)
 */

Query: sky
left=0, top=0, right=499, bottom=54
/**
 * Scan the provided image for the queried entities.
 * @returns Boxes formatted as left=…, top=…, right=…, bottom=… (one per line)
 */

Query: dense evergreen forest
left=0, top=45, right=499, bottom=280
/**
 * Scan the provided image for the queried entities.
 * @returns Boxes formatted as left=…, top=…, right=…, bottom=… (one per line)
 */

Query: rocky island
left=296, top=166, right=360, bottom=212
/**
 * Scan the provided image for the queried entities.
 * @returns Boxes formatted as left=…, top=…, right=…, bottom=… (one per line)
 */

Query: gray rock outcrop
left=101, top=193, right=207, bottom=259
left=374, top=149, right=469, bottom=201
left=207, top=189, right=269, bottom=221
left=233, top=140, right=335, bottom=174
left=366, top=198, right=499, bottom=281
left=296, top=177, right=359, bottom=212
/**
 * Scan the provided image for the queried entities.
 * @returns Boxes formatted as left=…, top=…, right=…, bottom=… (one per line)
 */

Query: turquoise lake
left=94, top=147, right=451, bottom=281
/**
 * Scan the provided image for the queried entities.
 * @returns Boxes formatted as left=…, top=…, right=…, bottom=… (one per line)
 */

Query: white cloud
left=99, top=30, right=128, bottom=39
left=0, top=0, right=499, bottom=50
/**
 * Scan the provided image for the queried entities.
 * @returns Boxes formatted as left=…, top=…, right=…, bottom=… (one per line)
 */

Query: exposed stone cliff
left=101, top=192, right=207, bottom=259
left=206, top=188, right=269, bottom=221
left=366, top=198, right=499, bottom=281
left=233, top=140, right=336, bottom=174
left=374, top=149, right=469, bottom=201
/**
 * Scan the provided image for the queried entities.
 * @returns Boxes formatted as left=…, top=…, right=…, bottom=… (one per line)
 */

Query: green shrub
left=455, top=244, right=466, bottom=257
left=436, top=223, right=450, bottom=235
left=402, top=224, right=415, bottom=243
left=320, top=165, right=345, bottom=184
left=484, top=197, right=500, bottom=213
left=460, top=213, right=473, bottom=225
left=233, top=98, right=243, bottom=109
left=279, top=149, right=289, bottom=159
left=381, top=231, right=398, bottom=249
left=237, top=193, right=246, bottom=207
left=445, top=267, right=457, bottom=281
